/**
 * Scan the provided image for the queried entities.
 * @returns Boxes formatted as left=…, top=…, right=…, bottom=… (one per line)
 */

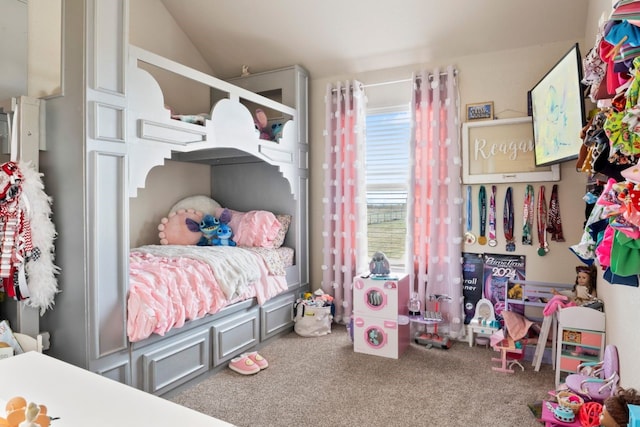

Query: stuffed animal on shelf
left=254, top=109, right=272, bottom=140
left=271, top=123, right=284, bottom=141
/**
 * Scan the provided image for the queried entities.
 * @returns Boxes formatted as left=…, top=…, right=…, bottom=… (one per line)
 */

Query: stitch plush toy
left=212, top=223, right=236, bottom=246
left=211, top=209, right=236, bottom=246
left=186, top=213, right=221, bottom=246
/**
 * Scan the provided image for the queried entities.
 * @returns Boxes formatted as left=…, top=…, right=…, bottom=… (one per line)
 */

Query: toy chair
left=565, top=344, right=619, bottom=402
left=505, top=340, right=527, bottom=371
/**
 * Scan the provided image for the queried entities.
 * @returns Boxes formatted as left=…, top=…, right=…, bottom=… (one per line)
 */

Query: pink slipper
left=228, top=355, right=260, bottom=375
left=244, top=351, right=268, bottom=370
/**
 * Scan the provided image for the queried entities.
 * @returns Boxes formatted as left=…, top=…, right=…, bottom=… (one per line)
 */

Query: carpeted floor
left=168, top=324, right=553, bottom=426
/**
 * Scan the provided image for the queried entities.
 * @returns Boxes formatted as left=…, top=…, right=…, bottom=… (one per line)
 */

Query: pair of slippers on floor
left=228, top=351, right=268, bottom=375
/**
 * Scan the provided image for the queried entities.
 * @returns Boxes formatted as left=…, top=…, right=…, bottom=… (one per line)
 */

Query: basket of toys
left=557, top=390, right=584, bottom=414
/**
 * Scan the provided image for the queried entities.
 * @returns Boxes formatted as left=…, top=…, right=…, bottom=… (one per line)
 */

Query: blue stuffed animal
left=185, top=214, right=220, bottom=246
left=212, top=223, right=236, bottom=246
left=211, top=208, right=236, bottom=246
left=185, top=208, right=235, bottom=246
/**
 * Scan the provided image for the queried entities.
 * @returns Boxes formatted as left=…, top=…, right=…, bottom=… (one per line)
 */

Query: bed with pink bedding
left=127, top=245, right=291, bottom=342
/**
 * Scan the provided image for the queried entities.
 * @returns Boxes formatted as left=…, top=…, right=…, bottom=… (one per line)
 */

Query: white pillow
left=169, top=195, right=221, bottom=216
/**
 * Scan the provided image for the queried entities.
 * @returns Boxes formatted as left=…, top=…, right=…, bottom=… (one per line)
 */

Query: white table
left=0, top=352, right=233, bottom=426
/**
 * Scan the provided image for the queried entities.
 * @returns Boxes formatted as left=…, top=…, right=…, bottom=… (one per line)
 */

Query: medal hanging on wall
left=547, top=184, right=565, bottom=242
left=522, top=184, right=534, bottom=245
left=488, top=185, right=498, bottom=247
left=478, top=185, right=487, bottom=245
left=537, top=185, right=549, bottom=256
left=504, top=187, right=515, bottom=252
left=464, top=186, right=476, bottom=244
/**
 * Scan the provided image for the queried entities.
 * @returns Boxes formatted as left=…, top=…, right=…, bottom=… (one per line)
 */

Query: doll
left=600, top=387, right=640, bottom=427
left=552, top=264, right=597, bottom=305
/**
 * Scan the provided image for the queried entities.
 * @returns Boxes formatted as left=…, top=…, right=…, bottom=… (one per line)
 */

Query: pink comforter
left=127, top=248, right=288, bottom=342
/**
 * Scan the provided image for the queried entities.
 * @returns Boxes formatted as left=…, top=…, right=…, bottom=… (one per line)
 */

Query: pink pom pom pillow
left=158, top=209, right=203, bottom=245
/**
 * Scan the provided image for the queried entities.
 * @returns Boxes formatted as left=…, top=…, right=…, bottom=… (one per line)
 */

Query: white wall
left=310, top=0, right=639, bottom=389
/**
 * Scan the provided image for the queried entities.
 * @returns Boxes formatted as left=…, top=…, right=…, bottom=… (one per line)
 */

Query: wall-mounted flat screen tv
left=530, top=43, right=586, bottom=167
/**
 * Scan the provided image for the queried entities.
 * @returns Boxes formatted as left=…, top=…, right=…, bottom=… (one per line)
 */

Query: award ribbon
left=478, top=186, right=487, bottom=245
left=522, top=185, right=534, bottom=245
left=488, top=185, right=497, bottom=247
left=537, top=185, right=549, bottom=256
left=464, top=186, right=476, bottom=244
left=547, top=184, right=565, bottom=242
left=504, top=187, right=515, bottom=252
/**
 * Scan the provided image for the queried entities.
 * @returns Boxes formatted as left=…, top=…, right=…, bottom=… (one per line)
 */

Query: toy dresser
left=352, top=274, right=410, bottom=359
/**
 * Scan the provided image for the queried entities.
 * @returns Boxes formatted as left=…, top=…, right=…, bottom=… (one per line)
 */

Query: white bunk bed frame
left=36, top=0, right=309, bottom=396
left=123, top=47, right=310, bottom=395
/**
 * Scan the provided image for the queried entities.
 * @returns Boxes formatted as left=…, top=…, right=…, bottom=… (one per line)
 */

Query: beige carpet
left=168, top=324, right=553, bottom=426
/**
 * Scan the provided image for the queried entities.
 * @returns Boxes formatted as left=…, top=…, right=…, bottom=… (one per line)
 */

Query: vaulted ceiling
left=161, top=0, right=589, bottom=80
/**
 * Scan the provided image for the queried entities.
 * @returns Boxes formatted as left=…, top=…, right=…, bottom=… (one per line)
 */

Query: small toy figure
left=552, top=264, right=597, bottom=305
left=369, top=251, right=390, bottom=276
left=599, top=387, right=640, bottom=427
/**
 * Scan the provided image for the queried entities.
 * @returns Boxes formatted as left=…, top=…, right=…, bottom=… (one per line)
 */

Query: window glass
left=365, top=109, right=410, bottom=269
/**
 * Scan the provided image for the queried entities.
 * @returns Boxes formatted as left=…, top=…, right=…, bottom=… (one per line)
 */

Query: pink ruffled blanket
left=127, top=246, right=288, bottom=342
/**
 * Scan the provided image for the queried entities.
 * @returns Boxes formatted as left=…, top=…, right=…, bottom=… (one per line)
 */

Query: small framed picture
left=466, top=101, right=494, bottom=121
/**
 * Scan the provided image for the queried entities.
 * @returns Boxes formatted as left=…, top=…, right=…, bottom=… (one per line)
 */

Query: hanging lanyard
left=547, top=184, right=565, bottom=242
left=504, top=187, right=515, bottom=252
left=537, top=185, right=549, bottom=256
left=522, top=185, right=534, bottom=245
left=488, top=185, right=497, bottom=247
left=478, top=186, right=487, bottom=245
left=464, top=186, right=476, bottom=244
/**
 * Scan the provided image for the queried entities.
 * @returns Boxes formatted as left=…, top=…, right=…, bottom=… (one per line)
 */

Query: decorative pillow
left=169, top=195, right=221, bottom=217
left=158, top=209, right=203, bottom=245
left=272, top=214, right=292, bottom=248
left=214, top=207, right=281, bottom=248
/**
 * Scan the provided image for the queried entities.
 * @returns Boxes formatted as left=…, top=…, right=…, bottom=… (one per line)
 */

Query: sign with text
left=482, top=253, right=526, bottom=317
left=462, top=117, right=560, bottom=184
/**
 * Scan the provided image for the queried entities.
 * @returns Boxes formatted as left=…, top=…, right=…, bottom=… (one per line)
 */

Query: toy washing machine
left=353, top=275, right=409, bottom=319
left=352, top=316, right=409, bottom=359
left=352, top=274, right=410, bottom=359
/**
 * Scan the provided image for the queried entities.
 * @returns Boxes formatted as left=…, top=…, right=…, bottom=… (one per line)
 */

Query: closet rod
left=331, top=69, right=458, bottom=93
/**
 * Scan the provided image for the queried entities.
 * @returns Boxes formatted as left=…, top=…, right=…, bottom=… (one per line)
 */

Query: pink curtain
left=407, top=67, right=464, bottom=334
left=322, top=81, right=368, bottom=324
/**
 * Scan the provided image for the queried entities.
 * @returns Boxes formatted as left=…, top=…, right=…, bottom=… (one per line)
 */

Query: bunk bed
left=119, top=46, right=310, bottom=394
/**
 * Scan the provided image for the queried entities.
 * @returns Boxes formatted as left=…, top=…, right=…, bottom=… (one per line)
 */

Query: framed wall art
left=466, top=101, right=494, bottom=121
left=462, top=116, right=560, bottom=184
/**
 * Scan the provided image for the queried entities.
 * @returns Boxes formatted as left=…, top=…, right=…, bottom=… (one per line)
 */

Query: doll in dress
left=552, top=264, right=598, bottom=305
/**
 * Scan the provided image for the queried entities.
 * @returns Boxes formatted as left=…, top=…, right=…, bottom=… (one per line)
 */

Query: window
left=365, top=108, right=411, bottom=269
